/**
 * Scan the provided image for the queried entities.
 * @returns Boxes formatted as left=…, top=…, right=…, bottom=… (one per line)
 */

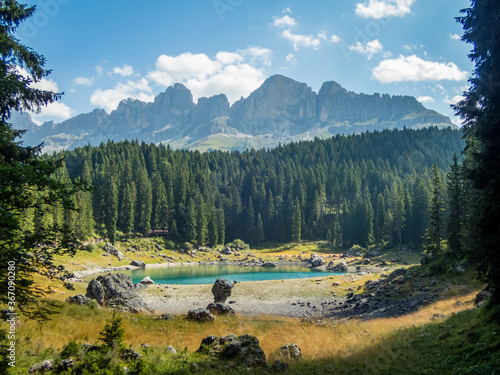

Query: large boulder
left=131, top=260, right=146, bottom=268
left=85, top=273, right=151, bottom=313
left=198, top=334, right=266, bottom=368
left=327, top=261, right=348, bottom=272
left=140, top=276, right=155, bottom=285
left=187, top=308, right=215, bottom=322
left=104, top=242, right=125, bottom=260
left=309, top=254, right=325, bottom=267
left=212, top=278, right=234, bottom=303
left=207, top=302, right=235, bottom=316
left=86, top=279, right=105, bottom=305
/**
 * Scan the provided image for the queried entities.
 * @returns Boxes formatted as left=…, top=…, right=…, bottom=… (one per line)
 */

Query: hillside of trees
left=25, top=127, right=465, bottom=249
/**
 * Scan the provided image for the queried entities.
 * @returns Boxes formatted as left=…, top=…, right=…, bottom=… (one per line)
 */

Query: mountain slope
left=13, top=75, right=454, bottom=152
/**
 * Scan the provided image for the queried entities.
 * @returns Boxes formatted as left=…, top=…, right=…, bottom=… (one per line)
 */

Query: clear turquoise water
left=127, top=264, right=345, bottom=285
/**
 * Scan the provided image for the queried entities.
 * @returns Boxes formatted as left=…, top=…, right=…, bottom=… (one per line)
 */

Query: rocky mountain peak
left=231, top=74, right=316, bottom=122
left=13, top=75, right=454, bottom=153
left=153, top=83, right=194, bottom=117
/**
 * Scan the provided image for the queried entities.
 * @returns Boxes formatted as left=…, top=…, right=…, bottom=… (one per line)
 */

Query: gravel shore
left=140, top=272, right=375, bottom=318
left=71, top=259, right=394, bottom=318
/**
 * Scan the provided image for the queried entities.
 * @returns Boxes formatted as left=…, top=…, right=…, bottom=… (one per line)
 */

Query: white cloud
left=31, top=102, right=74, bottom=124
left=349, top=39, right=383, bottom=59
left=15, top=66, right=74, bottom=121
left=216, top=51, right=244, bottom=65
left=147, top=48, right=272, bottom=104
left=32, top=77, right=59, bottom=92
left=90, top=78, right=154, bottom=112
left=444, top=95, right=465, bottom=105
left=240, top=47, right=273, bottom=66
left=185, top=63, right=266, bottom=104
left=286, top=53, right=297, bottom=66
left=273, top=15, right=297, bottom=28
left=355, top=0, right=416, bottom=19
left=95, top=66, right=104, bottom=75
left=16, top=67, right=60, bottom=92
left=272, top=13, right=340, bottom=51
left=281, top=29, right=323, bottom=51
left=153, top=52, right=222, bottom=83
left=373, top=55, right=468, bottom=83
left=417, top=96, right=435, bottom=103
left=331, top=35, right=341, bottom=44
left=450, top=33, right=461, bottom=41
left=73, top=76, right=94, bottom=86
left=113, top=64, right=134, bottom=77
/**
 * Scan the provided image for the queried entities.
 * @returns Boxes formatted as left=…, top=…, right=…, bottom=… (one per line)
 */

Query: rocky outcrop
left=85, top=273, right=151, bottom=313
left=212, top=278, right=234, bottom=303
left=198, top=334, right=267, bottom=368
left=104, top=243, right=125, bottom=261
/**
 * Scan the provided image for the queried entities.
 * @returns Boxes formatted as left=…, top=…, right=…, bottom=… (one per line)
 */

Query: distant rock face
left=85, top=273, right=151, bottom=313
left=212, top=278, right=234, bottom=303
left=14, top=74, right=454, bottom=153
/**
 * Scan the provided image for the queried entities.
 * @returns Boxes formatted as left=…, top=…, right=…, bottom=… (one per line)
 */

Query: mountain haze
left=13, top=75, right=454, bottom=152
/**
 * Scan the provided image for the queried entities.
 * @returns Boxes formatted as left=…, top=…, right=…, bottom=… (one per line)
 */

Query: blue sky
left=18, top=0, right=473, bottom=126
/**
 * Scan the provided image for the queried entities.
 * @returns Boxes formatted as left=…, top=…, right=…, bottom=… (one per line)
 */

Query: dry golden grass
left=11, top=291, right=476, bottom=363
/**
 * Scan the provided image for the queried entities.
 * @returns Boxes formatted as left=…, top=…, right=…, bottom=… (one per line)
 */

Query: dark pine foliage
left=42, top=127, right=465, bottom=249
left=454, top=0, right=500, bottom=302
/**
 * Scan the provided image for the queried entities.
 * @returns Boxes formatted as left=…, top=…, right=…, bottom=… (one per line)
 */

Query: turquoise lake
left=128, top=264, right=345, bottom=285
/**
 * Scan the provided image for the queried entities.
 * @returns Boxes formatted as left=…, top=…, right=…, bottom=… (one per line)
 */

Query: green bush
left=226, top=239, right=250, bottom=250
left=182, top=242, right=194, bottom=251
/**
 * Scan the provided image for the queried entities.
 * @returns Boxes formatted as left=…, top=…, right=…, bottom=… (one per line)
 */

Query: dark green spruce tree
left=446, top=154, right=464, bottom=256
left=424, top=164, right=445, bottom=256
left=0, top=0, right=89, bottom=321
left=454, top=0, right=500, bottom=301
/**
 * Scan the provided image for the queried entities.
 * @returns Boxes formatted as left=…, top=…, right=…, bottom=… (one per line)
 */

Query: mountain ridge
left=13, top=74, right=454, bottom=153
